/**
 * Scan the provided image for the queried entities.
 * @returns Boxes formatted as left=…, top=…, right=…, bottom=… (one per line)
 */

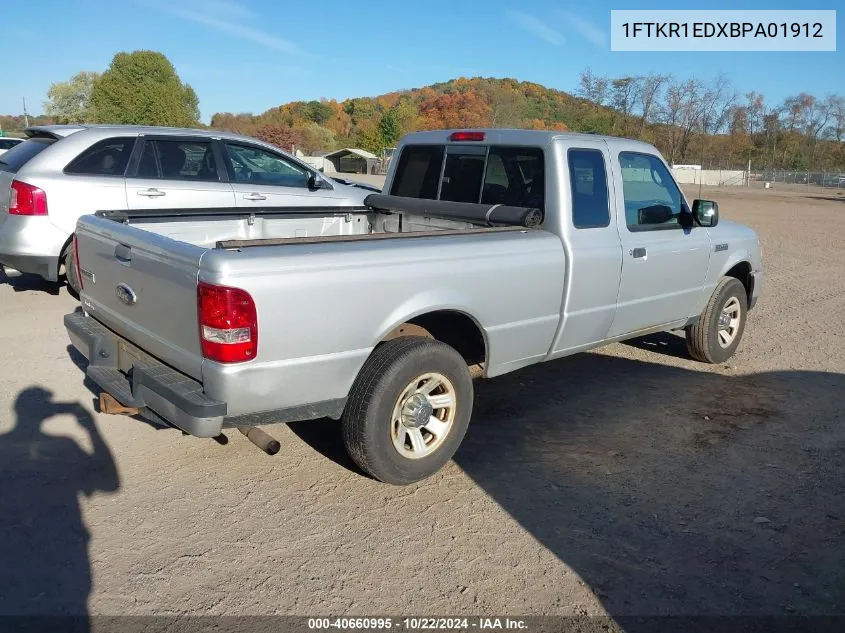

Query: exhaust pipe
left=99, top=392, right=141, bottom=416
left=238, top=426, right=281, bottom=456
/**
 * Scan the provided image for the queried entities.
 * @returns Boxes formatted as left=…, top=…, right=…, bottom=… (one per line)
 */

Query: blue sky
left=2, top=0, right=842, bottom=122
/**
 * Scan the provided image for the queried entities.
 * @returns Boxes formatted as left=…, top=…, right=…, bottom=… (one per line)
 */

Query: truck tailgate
left=75, top=214, right=205, bottom=380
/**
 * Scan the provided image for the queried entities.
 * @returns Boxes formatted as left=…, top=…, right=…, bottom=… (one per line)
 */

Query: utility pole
left=22, top=96, right=30, bottom=128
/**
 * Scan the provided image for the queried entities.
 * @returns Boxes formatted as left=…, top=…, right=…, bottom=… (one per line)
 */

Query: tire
left=63, top=240, right=81, bottom=299
left=342, top=337, right=474, bottom=485
left=686, top=277, right=748, bottom=364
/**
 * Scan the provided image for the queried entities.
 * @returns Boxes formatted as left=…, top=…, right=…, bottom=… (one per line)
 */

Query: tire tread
left=686, top=277, right=745, bottom=363
left=342, top=337, right=471, bottom=484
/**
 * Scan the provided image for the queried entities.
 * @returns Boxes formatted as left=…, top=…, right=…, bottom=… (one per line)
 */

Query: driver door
left=607, top=151, right=711, bottom=338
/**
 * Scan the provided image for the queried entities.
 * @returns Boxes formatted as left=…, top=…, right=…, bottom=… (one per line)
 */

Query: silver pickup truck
left=64, top=129, right=763, bottom=485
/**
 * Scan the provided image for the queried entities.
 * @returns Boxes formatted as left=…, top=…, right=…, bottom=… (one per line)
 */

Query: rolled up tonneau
left=363, top=194, right=544, bottom=228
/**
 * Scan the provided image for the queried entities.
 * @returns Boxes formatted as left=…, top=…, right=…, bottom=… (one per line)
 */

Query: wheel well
left=725, top=261, right=753, bottom=303
left=382, top=311, right=487, bottom=366
left=57, top=234, right=74, bottom=277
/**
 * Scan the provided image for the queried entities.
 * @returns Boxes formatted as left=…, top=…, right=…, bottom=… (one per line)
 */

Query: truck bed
left=72, top=201, right=566, bottom=428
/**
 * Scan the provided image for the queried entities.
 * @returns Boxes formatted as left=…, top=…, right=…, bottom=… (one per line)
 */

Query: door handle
left=137, top=188, right=166, bottom=197
left=243, top=193, right=267, bottom=201
left=115, top=244, right=132, bottom=263
left=630, top=247, right=647, bottom=259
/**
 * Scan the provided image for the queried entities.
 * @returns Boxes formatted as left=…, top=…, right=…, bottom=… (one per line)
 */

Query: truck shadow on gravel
left=455, top=350, right=845, bottom=619
left=293, top=346, right=845, bottom=619
left=0, top=386, right=119, bottom=626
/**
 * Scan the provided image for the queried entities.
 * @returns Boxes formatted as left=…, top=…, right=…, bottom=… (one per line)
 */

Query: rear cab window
left=0, top=138, right=57, bottom=173
left=390, top=143, right=545, bottom=210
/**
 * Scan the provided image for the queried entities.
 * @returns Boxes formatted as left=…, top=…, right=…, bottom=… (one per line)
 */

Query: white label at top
left=611, top=10, right=836, bottom=51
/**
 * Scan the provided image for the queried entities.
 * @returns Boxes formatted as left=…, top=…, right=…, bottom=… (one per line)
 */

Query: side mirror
left=308, top=173, right=328, bottom=190
left=692, top=199, right=719, bottom=227
left=638, top=204, right=674, bottom=225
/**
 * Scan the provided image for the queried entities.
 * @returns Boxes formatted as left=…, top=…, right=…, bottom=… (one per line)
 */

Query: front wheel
left=686, top=277, right=748, bottom=364
left=342, top=337, right=474, bottom=485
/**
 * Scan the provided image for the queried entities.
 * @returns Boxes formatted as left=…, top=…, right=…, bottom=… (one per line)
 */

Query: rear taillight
left=9, top=180, right=48, bottom=216
left=197, top=282, right=257, bottom=363
left=72, top=234, right=83, bottom=291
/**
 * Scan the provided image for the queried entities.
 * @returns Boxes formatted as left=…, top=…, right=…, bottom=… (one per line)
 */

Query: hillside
left=209, top=76, right=845, bottom=171
left=210, top=77, right=603, bottom=155
left=3, top=75, right=842, bottom=171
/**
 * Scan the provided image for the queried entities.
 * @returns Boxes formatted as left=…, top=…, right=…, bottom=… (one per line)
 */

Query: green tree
left=44, top=71, right=100, bottom=124
left=377, top=108, right=401, bottom=149
left=305, top=100, right=334, bottom=124
left=91, top=51, right=200, bottom=126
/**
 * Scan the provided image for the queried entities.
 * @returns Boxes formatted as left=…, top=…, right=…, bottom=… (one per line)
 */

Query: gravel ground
left=0, top=185, right=843, bottom=621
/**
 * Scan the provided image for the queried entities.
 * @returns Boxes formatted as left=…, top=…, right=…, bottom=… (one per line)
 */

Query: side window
left=481, top=147, right=545, bottom=209
left=568, top=149, right=610, bottom=228
left=225, top=143, right=309, bottom=187
left=132, top=140, right=220, bottom=181
left=65, top=137, right=135, bottom=176
left=390, top=145, right=444, bottom=200
left=619, top=152, right=684, bottom=230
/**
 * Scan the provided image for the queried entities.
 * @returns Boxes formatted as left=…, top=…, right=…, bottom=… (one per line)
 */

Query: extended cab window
left=135, top=139, right=220, bottom=181
left=65, top=137, right=135, bottom=176
left=225, top=143, right=310, bottom=187
left=391, top=144, right=545, bottom=209
left=619, top=152, right=685, bottom=231
left=568, top=149, right=610, bottom=228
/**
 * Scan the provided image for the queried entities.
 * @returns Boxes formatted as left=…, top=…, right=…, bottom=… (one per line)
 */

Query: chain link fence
left=749, top=169, right=845, bottom=192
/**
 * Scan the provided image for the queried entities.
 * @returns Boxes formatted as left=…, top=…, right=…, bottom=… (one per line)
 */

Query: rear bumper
left=64, top=309, right=227, bottom=437
left=0, top=215, right=68, bottom=281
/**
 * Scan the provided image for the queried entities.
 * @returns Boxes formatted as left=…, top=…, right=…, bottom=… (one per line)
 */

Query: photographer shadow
left=0, top=386, right=119, bottom=627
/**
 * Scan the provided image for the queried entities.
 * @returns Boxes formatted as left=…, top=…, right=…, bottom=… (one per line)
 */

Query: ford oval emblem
left=115, top=283, right=137, bottom=306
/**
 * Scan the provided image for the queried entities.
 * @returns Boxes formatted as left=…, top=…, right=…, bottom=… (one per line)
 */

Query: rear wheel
left=342, top=337, right=473, bottom=485
left=686, top=277, right=748, bottom=364
left=62, top=240, right=81, bottom=299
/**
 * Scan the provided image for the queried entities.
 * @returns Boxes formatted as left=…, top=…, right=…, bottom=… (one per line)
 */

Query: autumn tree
left=91, top=51, right=200, bottom=126
left=255, top=125, right=303, bottom=153
left=418, top=92, right=491, bottom=129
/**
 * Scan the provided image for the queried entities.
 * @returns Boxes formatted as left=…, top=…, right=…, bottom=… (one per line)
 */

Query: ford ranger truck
left=64, top=129, right=763, bottom=485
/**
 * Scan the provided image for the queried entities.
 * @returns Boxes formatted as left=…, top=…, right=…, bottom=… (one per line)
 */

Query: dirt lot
left=0, top=186, right=843, bottom=622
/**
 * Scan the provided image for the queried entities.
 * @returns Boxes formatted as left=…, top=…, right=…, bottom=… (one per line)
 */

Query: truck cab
left=386, top=129, right=762, bottom=358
